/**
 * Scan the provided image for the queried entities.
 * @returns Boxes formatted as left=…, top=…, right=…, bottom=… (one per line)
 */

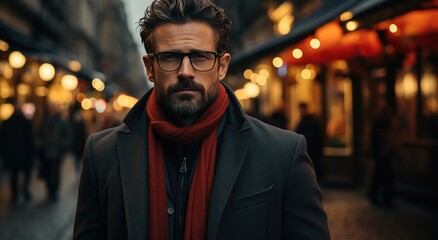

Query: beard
left=155, top=78, right=219, bottom=119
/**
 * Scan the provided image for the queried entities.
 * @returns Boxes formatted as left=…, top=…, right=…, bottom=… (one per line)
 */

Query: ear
left=142, top=55, right=155, bottom=82
left=218, top=53, right=231, bottom=81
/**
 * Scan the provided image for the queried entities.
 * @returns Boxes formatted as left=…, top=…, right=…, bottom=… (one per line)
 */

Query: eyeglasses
left=147, top=51, right=224, bottom=72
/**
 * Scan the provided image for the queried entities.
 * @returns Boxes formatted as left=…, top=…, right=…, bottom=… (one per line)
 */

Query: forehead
left=153, top=22, right=217, bottom=52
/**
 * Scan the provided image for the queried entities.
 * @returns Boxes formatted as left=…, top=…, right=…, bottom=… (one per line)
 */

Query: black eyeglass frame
left=147, top=51, right=225, bottom=72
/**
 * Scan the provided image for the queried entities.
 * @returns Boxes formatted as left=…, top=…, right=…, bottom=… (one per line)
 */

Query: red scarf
left=146, top=84, right=229, bottom=240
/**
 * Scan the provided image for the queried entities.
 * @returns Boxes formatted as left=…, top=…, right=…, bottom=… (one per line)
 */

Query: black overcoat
left=73, top=84, right=330, bottom=240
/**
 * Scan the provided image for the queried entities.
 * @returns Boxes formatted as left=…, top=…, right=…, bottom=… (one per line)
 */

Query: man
left=368, top=100, right=396, bottom=208
left=0, top=104, right=35, bottom=204
left=295, top=102, right=324, bottom=181
left=39, top=100, right=71, bottom=202
left=73, top=0, right=329, bottom=239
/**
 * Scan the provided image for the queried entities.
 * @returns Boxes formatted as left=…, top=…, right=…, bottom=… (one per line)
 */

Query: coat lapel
left=207, top=122, right=252, bottom=240
left=118, top=111, right=149, bottom=240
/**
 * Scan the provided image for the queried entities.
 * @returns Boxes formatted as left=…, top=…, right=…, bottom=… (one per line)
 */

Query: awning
left=0, top=20, right=105, bottom=83
left=0, top=20, right=54, bottom=54
left=228, top=0, right=431, bottom=73
left=280, top=8, right=438, bottom=66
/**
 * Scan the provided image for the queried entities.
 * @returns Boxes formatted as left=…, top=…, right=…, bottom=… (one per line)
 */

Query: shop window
left=420, top=65, right=438, bottom=139
left=324, top=61, right=353, bottom=156
left=395, top=69, right=418, bottom=138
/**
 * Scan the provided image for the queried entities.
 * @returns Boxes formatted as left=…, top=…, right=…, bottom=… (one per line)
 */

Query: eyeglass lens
left=157, top=52, right=217, bottom=71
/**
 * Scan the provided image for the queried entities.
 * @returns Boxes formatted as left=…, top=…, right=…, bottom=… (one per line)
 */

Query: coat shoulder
left=245, top=115, right=301, bottom=142
left=88, top=124, right=127, bottom=146
left=84, top=124, right=127, bottom=163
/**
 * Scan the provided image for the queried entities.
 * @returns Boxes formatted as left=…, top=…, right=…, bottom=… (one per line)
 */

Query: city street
left=324, top=187, right=438, bottom=239
left=0, top=155, right=78, bottom=240
left=0, top=155, right=437, bottom=240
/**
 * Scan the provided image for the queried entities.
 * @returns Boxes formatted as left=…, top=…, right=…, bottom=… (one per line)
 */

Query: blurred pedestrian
left=0, top=104, right=35, bottom=204
left=268, top=105, right=288, bottom=129
left=73, top=0, right=329, bottom=239
left=367, top=100, right=397, bottom=208
left=38, top=100, right=70, bottom=202
left=296, top=102, right=324, bottom=181
left=70, top=107, right=87, bottom=171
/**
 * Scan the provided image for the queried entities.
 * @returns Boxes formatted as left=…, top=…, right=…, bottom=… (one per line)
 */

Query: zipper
left=176, top=147, right=188, bottom=240
left=180, top=157, right=187, bottom=173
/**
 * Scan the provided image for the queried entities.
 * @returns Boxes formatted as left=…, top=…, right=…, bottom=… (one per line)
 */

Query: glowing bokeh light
left=39, top=63, right=56, bottom=81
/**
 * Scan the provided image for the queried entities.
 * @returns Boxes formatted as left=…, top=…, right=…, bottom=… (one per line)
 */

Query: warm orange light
left=340, top=11, right=353, bottom=22
left=17, top=84, right=31, bottom=96
left=243, top=82, right=260, bottom=98
left=234, top=89, right=249, bottom=100
left=81, top=98, right=92, bottom=110
left=259, top=69, right=270, bottom=78
left=346, top=21, right=359, bottom=31
left=301, top=69, right=312, bottom=80
left=0, top=39, right=9, bottom=51
left=273, top=57, right=284, bottom=68
left=92, top=78, right=105, bottom=91
left=61, top=74, right=78, bottom=91
left=39, top=63, right=56, bottom=81
left=117, top=94, right=138, bottom=109
left=9, top=51, right=26, bottom=68
left=310, top=38, right=321, bottom=49
left=277, top=15, right=294, bottom=35
left=389, top=24, right=398, bottom=33
left=69, top=60, right=82, bottom=72
left=3, top=65, right=13, bottom=79
left=243, top=69, right=253, bottom=79
left=250, top=73, right=259, bottom=83
left=0, top=103, right=14, bottom=121
left=268, top=1, right=293, bottom=22
left=76, top=93, right=86, bottom=103
left=292, top=48, right=303, bottom=59
left=35, top=86, right=49, bottom=97
left=256, top=75, right=268, bottom=86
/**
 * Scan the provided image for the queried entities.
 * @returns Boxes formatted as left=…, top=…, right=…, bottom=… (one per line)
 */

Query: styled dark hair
left=138, top=0, right=231, bottom=53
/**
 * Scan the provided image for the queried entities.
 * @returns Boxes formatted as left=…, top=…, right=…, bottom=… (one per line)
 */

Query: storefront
left=226, top=0, right=438, bottom=200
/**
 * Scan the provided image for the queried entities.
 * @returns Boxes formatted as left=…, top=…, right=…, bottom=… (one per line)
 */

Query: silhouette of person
left=0, top=105, right=35, bottom=204
left=295, top=102, right=324, bottom=180
left=268, top=105, right=288, bottom=129
left=38, top=100, right=70, bottom=201
left=368, top=100, right=396, bottom=208
left=70, top=107, right=87, bottom=171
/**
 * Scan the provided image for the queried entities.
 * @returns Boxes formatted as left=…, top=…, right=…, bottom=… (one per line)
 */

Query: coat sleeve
left=73, top=135, right=106, bottom=240
left=282, top=134, right=330, bottom=239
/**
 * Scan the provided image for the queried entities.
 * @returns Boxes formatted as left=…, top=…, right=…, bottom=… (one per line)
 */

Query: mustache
left=167, top=79, right=205, bottom=94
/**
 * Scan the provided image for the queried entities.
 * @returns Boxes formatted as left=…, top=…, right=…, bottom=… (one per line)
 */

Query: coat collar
left=118, top=82, right=252, bottom=240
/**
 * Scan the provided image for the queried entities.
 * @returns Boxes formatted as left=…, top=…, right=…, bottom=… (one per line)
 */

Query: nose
left=177, top=55, right=195, bottom=78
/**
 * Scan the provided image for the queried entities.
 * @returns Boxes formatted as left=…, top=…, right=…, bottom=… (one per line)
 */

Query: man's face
left=143, top=22, right=231, bottom=119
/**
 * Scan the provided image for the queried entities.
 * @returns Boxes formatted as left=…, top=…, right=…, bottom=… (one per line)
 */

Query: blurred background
left=0, top=0, right=437, bottom=239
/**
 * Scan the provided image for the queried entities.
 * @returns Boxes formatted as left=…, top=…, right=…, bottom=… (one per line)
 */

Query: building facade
left=0, top=0, right=148, bottom=129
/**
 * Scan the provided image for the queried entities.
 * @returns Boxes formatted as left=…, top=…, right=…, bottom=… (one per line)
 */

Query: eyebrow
left=158, top=48, right=215, bottom=53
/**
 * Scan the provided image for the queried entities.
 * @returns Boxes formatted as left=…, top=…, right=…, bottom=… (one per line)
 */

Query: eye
left=159, top=52, right=181, bottom=62
left=191, top=52, right=213, bottom=62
